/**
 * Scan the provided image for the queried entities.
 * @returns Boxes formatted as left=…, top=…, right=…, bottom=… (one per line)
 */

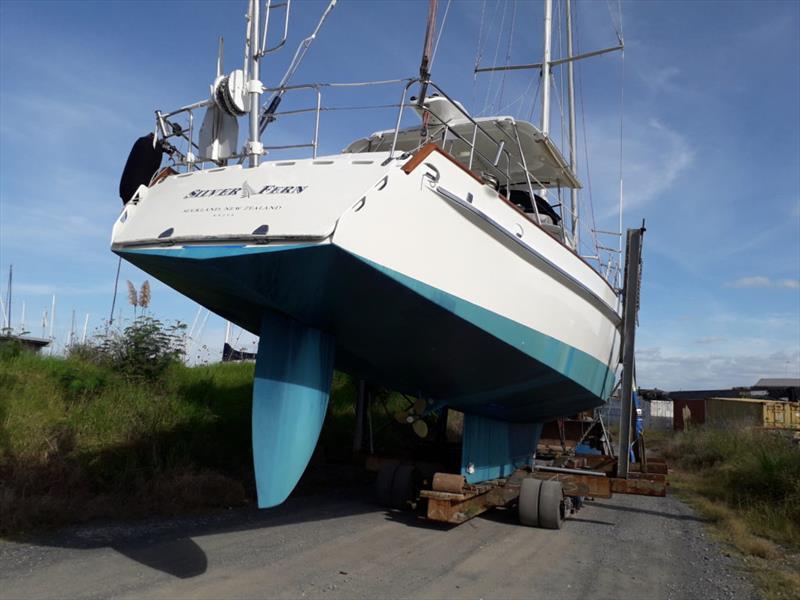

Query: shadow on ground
left=5, top=464, right=381, bottom=579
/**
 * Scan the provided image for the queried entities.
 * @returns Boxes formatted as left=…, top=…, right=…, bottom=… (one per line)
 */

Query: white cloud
left=640, top=65, right=682, bottom=93
left=637, top=346, right=800, bottom=390
left=726, top=276, right=800, bottom=289
left=693, top=336, right=726, bottom=345
left=590, top=116, right=695, bottom=220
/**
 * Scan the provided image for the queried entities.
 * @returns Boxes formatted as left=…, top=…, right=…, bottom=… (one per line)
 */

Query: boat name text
left=184, top=185, right=307, bottom=199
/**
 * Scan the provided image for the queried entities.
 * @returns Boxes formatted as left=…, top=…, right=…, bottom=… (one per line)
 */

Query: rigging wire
left=615, top=0, right=625, bottom=286
left=430, top=0, right=452, bottom=71
left=480, top=0, right=508, bottom=116
left=495, top=0, right=517, bottom=112
left=471, top=0, right=489, bottom=113
left=573, top=3, right=601, bottom=264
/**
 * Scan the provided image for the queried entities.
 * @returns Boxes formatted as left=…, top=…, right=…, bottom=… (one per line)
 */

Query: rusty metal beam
left=610, top=475, right=666, bottom=497
left=530, top=472, right=612, bottom=499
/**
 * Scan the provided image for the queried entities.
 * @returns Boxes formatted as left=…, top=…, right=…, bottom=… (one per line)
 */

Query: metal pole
left=49, top=295, right=56, bottom=339
left=616, top=227, right=643, bottom=478
left=109, top=257, right=121, bottom=328
left=69, top=309, right=75, bottom=348
left=81, top=313, right=90, bottom=343
left=6, top=265, right=12, bottom=332
left=566, top=0, right=579, bottom=248
left=540, top=0, right=553, bottom=137
left=248, top=0, right=262, bottom=167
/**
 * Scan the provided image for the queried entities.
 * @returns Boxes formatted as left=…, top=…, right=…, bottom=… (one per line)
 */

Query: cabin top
left=344, top=96, right=580, bottom=191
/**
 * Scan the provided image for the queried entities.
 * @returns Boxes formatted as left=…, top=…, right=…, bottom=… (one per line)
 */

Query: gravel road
left=0, top=480, right=759, bottom=600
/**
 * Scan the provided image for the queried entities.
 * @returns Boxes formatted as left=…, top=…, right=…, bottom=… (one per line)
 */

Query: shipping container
left=763, top=401, right=800, bottom=431
left=706, top=398, right=763, bottom=428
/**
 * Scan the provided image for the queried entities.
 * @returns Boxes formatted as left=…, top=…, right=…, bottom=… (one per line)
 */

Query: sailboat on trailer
left=112, top=0, right=626, bottom=507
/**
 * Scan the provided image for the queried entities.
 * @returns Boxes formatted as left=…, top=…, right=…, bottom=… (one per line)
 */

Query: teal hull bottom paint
left=117, top=242, right=613, bottom=500
left=252, top=310, right=334, bottom=508
left=117, top=243, right=614, bottom=423
left=461, top=414, right=543, bottom=484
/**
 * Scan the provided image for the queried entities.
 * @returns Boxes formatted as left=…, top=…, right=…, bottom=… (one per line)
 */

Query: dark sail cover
left=119, top=133, right=163, bottom=204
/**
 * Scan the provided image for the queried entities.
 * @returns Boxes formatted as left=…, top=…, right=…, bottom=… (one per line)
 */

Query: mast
left=5, top=265, right=12, bottom=332
left=247, top=0, right=263, bottom=167
left=417, top=0, right=438, bottom=112
left=566, top=0, right=579, bottom=248
left=81, top=313, right=90, bottom=344
left=49, top=295, right=56, bottom=355
left=69, top=309, right=76, bottom=347
left=540, top=0, right=553, bottom=137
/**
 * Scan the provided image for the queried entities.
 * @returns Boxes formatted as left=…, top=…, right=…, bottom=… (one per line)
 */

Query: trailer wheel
left=376, top=462, right=399, bottom=507
left=518, top=478, right=542, bottom=527
left=538, top=480, right=565, bottom=530
left=390, top=464, right=421, bottom=510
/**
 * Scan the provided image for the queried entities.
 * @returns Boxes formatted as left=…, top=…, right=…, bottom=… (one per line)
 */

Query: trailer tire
left=538, top=480, right=565, bottom=529
left=376, top=462, right=399, bottom=507
left=390, top=464, right=421, bottom=510
left=518, top=478, right=542, bottom=527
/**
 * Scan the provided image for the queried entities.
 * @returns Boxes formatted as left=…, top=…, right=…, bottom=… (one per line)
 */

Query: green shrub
left=666, top=427, right=800, bottom=547
left=70, top=316, right=186, bottom=381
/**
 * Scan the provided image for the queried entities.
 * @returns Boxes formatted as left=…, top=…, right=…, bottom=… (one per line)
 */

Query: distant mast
left=5, top=265, right=11, bottom=332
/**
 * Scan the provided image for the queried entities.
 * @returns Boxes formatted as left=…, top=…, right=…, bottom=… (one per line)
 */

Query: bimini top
left=344, top=107, right=580, bottom=190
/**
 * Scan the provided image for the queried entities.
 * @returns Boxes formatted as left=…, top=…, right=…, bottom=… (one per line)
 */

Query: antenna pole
left=20, top=301, right=26, bottom=334
left=566, top=0, right=579, bottom=249
left=247, top=0, right=263, bottom=167
left=540, top=0, right=553, bottom=137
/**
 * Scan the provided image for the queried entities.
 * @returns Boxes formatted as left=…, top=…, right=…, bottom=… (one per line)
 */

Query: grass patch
left=664, top=427, right=800, bottom=600
left=0, top=350, right=430, bottom=536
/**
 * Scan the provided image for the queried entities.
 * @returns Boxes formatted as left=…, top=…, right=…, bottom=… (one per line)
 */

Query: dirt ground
left=0, top=478, right=759, bottom=600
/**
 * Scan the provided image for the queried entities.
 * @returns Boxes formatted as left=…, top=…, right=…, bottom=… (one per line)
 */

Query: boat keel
left=461, top=414, right=543, bottom=484
left=252, top=309, right=335, bottom=508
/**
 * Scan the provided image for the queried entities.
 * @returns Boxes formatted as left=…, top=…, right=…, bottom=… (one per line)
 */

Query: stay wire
left=481, top=0, right=508, bottom=116
left=430, top=0, right=452, bottom=71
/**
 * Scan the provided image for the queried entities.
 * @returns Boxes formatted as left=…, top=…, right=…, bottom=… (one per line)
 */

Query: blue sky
left=1, top=0, right=798, bottom=389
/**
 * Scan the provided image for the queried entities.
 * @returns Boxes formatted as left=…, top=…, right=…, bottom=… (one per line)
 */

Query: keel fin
left=461, top=414, right=543, bottom=484
left=252, top=310, right=335, bottom=508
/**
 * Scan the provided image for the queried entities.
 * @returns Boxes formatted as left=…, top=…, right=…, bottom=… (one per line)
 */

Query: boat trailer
left=419, top=455, right=667, bottom=527
left=373, top=226, right=665, bottom=528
